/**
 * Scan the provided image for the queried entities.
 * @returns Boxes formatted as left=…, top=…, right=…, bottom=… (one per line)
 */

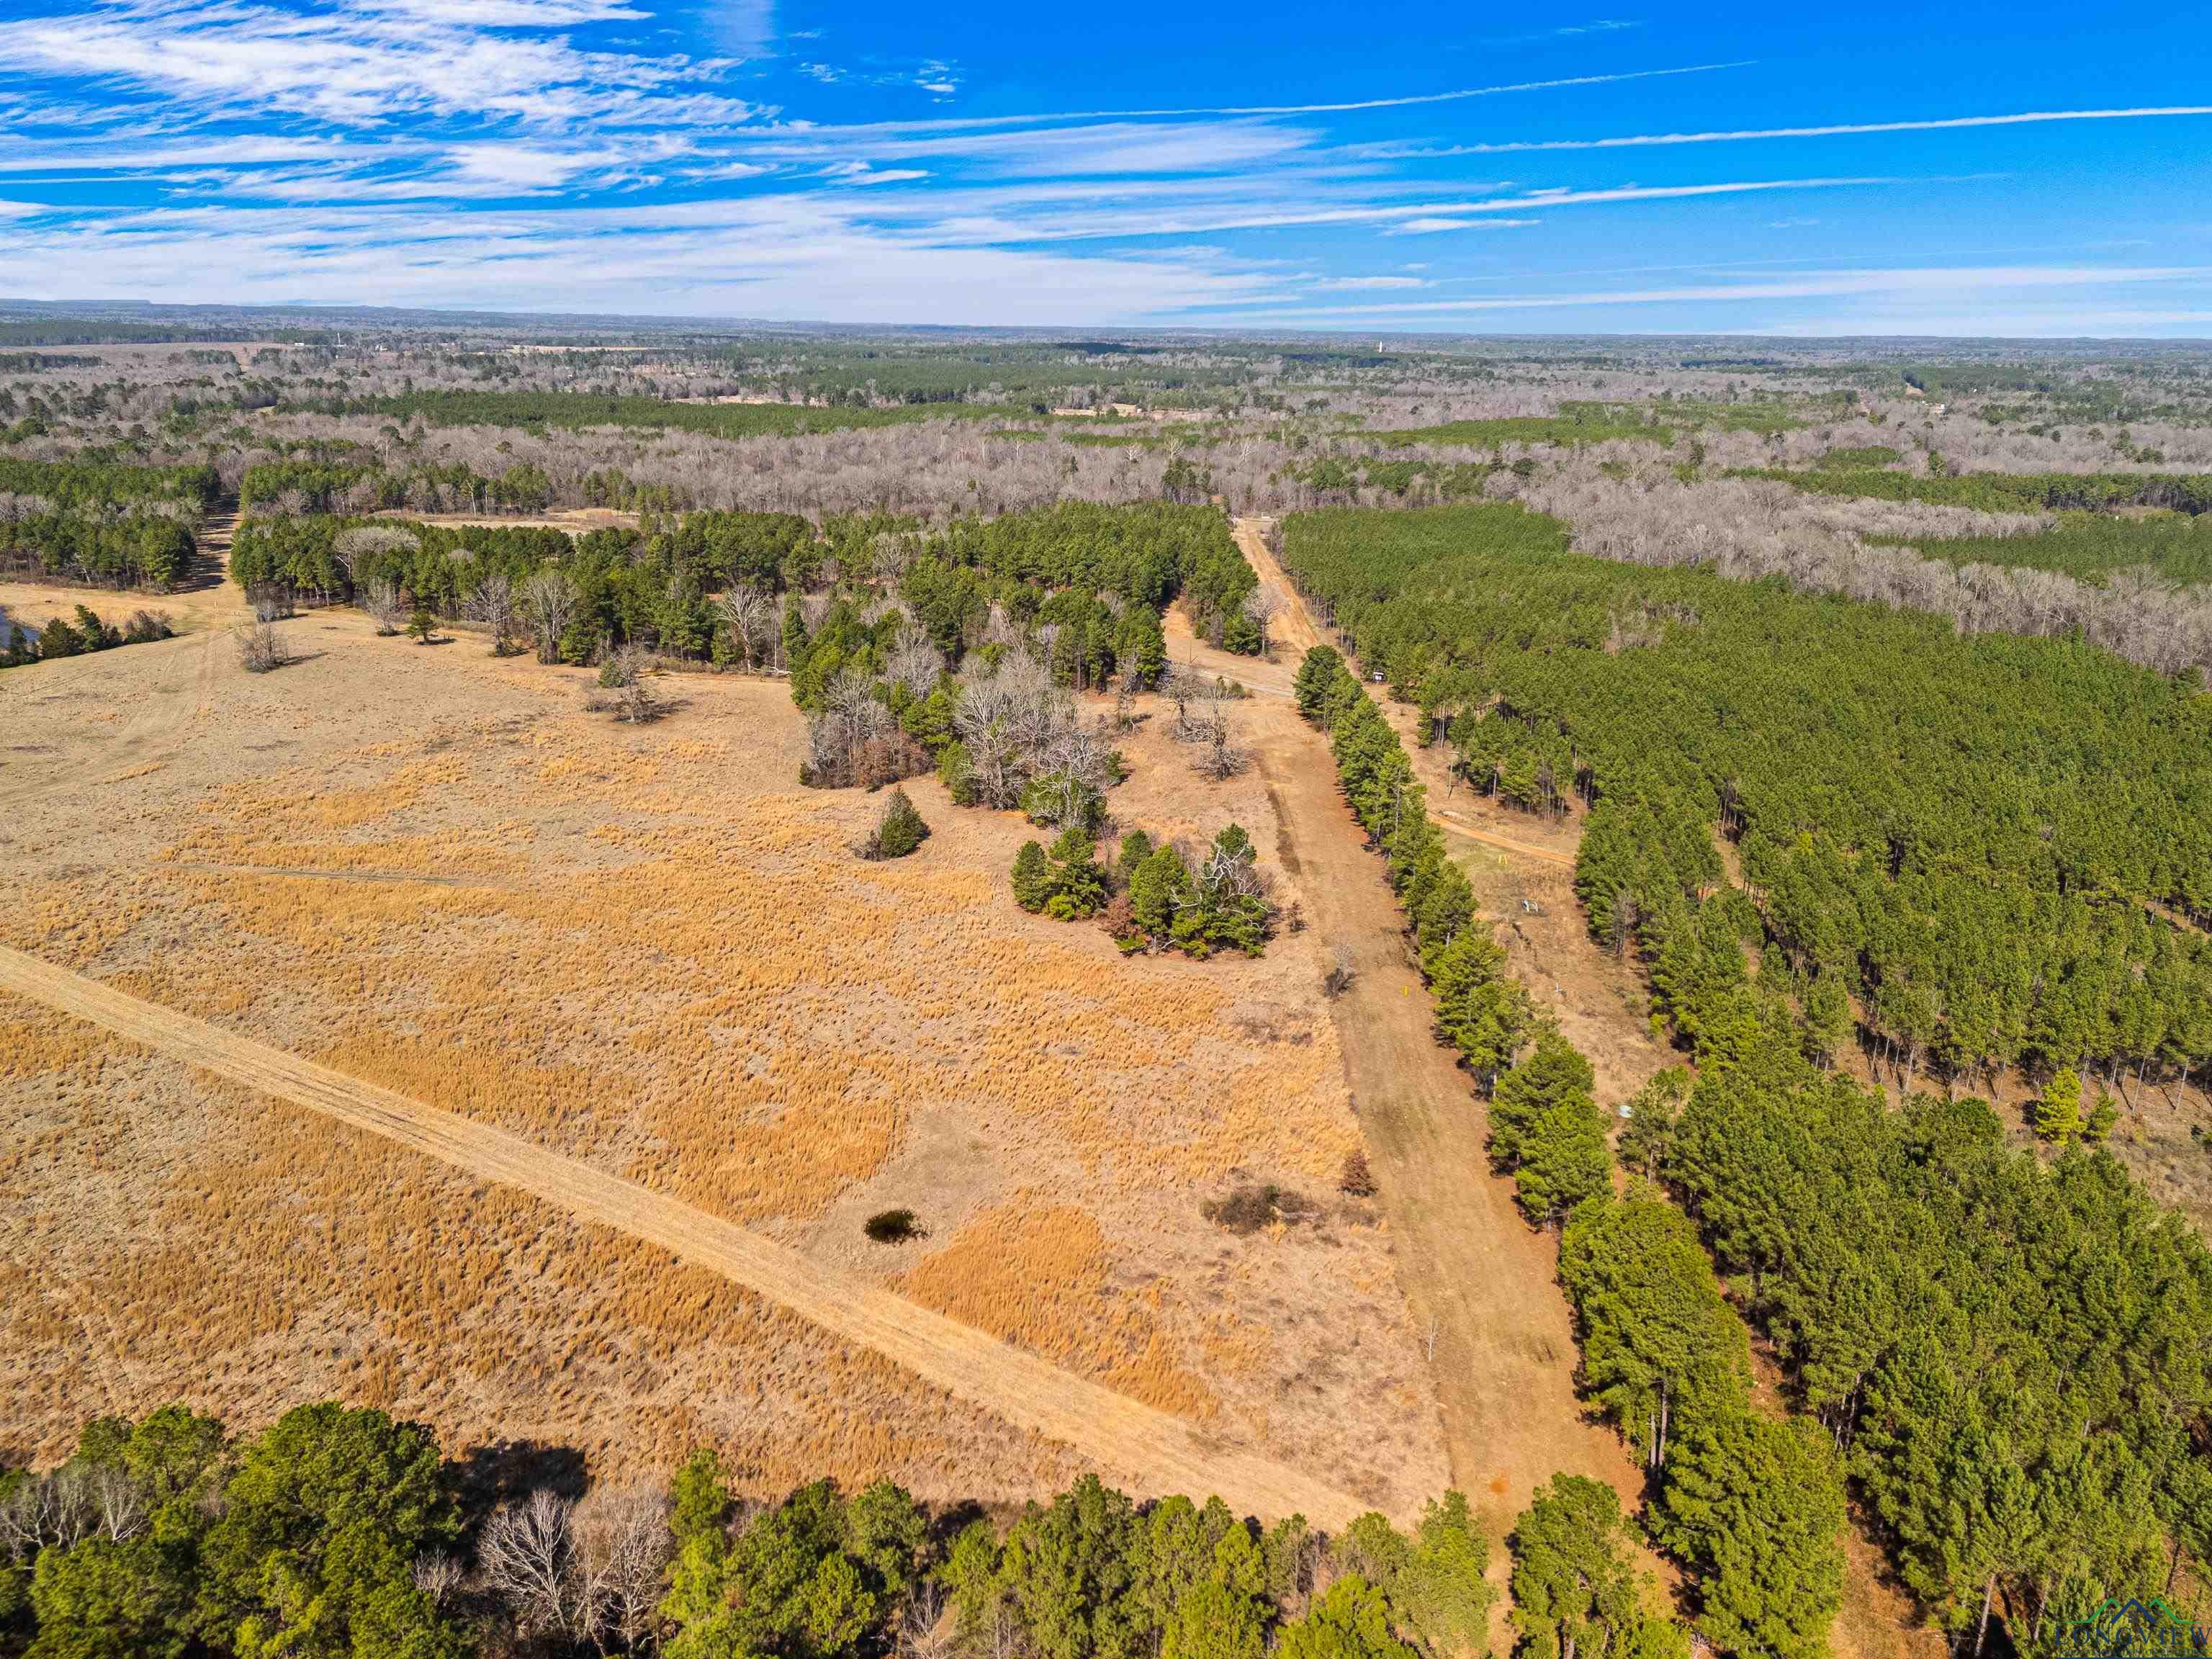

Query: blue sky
left=1, top=0, right=2208, bottom=334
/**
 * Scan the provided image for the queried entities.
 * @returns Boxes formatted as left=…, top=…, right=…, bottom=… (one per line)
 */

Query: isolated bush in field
left=359, top=575, right=404, bottom=635
left=1128, top=843, right=1195, bottom=943
left=1323, top=947, right=1357, bottom=1000
left=406, top=603, right=439, bottom=643
left=861, top=788, right=930, bottom=860
left=1043, top=827, right=1108, bottom=920
left=864, top=1209, right=922, bottom=1244
left=1339, top=1149, right=1377, bottom=1197
left=1115, top=830, right=1154, bottom=883
left=235, top=620, right=286, bottom=673
left=589, top=645, right=660, bottom=723
left=1205, top=1182, right=1315, bottom=1235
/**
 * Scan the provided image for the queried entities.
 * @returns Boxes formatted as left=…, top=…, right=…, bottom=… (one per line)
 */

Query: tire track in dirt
left=0, top=943, right=1370, bottom=1528
left=1428, top=810, right=1578, bottom=869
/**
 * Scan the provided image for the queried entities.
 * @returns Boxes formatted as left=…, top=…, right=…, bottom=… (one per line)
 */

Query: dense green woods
left=0, top=457, right=217, bottom=588
left=230, top=501, right=1255, bottom=673
left=1671, top=1056, right=2212, bottom=1639
left=0, top=457, right=220, bottom=513
left=1280, top=505, right=2212, bottom=1087
left=1294, top=644, right=1848, bottom=1659
left=1881, top=511, right=2212, bottom=588
left=1, top=1401, right=1597, bottom=1659
left=1285, top=531, right=2212, bottom=1658
left=1740, top=466, right=2212, bottom=516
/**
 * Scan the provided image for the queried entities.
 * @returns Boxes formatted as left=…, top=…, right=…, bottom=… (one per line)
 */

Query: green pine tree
left=2036, top=1066, right=2084, bottom=1145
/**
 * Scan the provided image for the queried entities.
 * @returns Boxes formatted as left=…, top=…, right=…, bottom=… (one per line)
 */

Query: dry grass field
left=0, top=601, right=1447, bottom=1514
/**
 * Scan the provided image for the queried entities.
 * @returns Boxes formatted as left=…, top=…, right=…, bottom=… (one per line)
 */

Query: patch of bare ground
left=0, top=601, right=1444, bottom=1518
left=371, top=508, right=642, bottom=533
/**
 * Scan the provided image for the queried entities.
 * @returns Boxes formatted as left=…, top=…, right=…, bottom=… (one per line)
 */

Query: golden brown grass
left=902, top=1197, right=1216, bottom=1420
left=0, top=618, right=1447, bottom=1511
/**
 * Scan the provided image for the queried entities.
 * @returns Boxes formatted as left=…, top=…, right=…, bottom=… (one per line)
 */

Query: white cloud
left=1388, top=217, right=1541, bottom=234
left=0, top=1, right=753, bottom=127
left=1315, top=275, right=1430, bottom=289
left=1443, top=104, right=2212, bottom=156
left=0, top=193, right=1280, bottom=323
left=1207, top=265, right=2211, bottom=320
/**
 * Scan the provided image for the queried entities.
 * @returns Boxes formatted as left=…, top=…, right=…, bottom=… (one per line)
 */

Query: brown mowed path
left=0, top=942, right=1370, bottom=1529
left=1251, top=713, right=1642, bottom=1528
left=1213, top=516, right=1640, bottom=1524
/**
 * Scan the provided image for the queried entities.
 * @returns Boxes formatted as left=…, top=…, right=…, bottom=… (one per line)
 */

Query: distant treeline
left=231, top=500, right=1261, bottom=670
left=1740, top=465, right=2212, bottom=516
left=1879, top=510, right=2212, bottom=590
left=280, top=387, right=992, bottom=441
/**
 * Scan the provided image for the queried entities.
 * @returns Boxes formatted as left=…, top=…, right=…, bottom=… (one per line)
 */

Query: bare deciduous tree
left=479, top=1489, right=586, bottom=1643
left=235, top=620, right=285, bottom=673
left=884, top=615, right=945, bottom=701
left=412, top=1550, right=465, bottom=1611
left=1242, top=585, right=1283, bottom=658
left=716, top=584, right=780, bottom=672
left=575, top=1483, right=672, bottom=1655
left=897, top=1581, right=956, bottom=1659
left=521, top=567, right=577, bottom=665
left=359, top=575, right=405, bottom=635
left=471, top=569, right=519, bottom=656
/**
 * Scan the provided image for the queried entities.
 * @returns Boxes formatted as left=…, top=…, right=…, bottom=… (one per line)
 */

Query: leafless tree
left=575, top=1483, right=673, bottom=1655
left=1200, top=713, right=1248, bottom=781
left=898, top=1581, right=956, bottom=1659
left=471, top=569, right=519, bottom=655
left=884, top=615, right=946, bottom=700
left=1242, top=585, right=1284, bottom=658
left=807, top=665, right=900, bottom=785
left=520, top=567, right=577, bottom=665
left=479, top=1489, right=588, bottom=1643
left=412, top=1550, right=466, bottom=1611
left=359, top=575, right=405, bottom=635
left=0, top=1468, right=99, bottom=1560
left=716, top=584, right=780, bottom=671
left=1323, top=946, right=1357, bottom=999
left=248, top=582, right=295, bottom=623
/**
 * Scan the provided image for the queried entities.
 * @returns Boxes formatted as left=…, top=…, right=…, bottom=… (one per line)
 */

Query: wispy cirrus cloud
left=1431, top=104, right=2212, bottom=156
left=1206, top=265, right=2212, bottom=321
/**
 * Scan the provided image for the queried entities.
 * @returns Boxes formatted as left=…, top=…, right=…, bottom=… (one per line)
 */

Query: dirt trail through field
left=0, top=942, right=1370, bottom=1529
left=1223, top=523, right=1639, bottom=1529
left=1233, top=518, right=1323, bottom=657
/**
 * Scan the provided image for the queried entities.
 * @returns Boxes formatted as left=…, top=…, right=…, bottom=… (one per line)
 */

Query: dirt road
left=1233, top=518, right=1323, bottom=657
left=1219, top=517, right=1639, bottom=1527
left=0, top=943, right=1369, bottom=1528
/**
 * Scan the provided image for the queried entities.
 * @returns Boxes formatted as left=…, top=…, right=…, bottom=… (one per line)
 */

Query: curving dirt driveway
left=0, top=943, right=1370, bottom=1528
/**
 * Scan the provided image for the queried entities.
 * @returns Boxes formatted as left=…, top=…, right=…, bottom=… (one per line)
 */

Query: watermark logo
left=2046, top=1599, right=2210, bottom=1659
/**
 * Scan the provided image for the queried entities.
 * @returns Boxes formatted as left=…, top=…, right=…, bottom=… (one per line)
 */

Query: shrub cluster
left=1013, top=824, right=1278, bottom=957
